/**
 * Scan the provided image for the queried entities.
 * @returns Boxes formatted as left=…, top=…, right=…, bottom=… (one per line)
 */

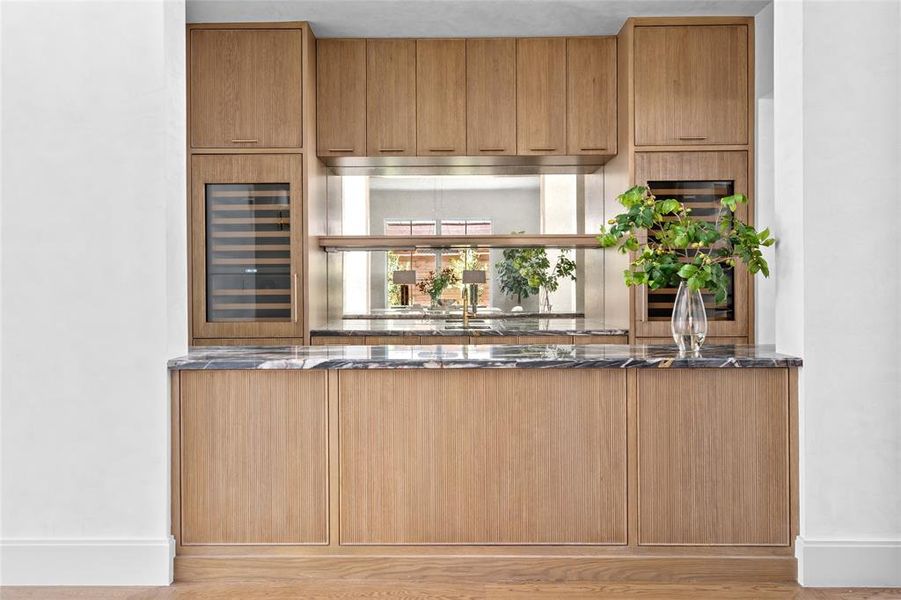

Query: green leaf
left=678, top=264, right=699, bottom=279
left=657, top=199, right=681, bottom=215
left=618, top=186, right=647, bottom=208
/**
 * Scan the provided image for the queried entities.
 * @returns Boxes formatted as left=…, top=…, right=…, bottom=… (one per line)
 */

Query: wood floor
left=2, top=582, right=900, bottom=599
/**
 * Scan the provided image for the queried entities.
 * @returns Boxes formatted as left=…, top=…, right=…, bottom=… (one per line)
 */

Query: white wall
left=0, top=0, right=186, bottom=585
left=774, top=0, right=901, bottom=586
left=755, top=2, right=776, bottom=344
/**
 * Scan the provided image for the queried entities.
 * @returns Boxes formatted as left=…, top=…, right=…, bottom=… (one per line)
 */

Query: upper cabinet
left=317, top=39, right=366, bottom=156
left=367, top=39, right=417, bottom=156
left=417, top=40, right=466, bottom=155
left=567, top=37, right=617, bottom=155
left=466, top=39, right=517, bottom=156
left=516, top=38, right=567, bottom=155
left=633, top=24, right=749, bottom=146
left=189, top=27, right=303, bottom=149
left=316, top=35, right=617, bottom=164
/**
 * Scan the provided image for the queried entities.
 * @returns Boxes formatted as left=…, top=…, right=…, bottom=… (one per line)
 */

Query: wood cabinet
left=637, top=369, right=789, bottom=545
left=516, top=38, right=567, bottom=155
left=366, top=39, right=416, bottom=156
left=189, top=27, right=303, bottom=149
left=466, top=39, right=517, bottom=155
left=633, top=24, right=750, bottom=146
left=631, top=151, right=750, bottom=340
left=416, top=39, right=466, bottom=155
left=567, top=37, right=617, bottom=155
left=317, top=39, right=366, bottom=156
left=178, top=370, right=328, bottom=544
left=190, top=154, right=304, bottom=340
left=339, top=370, right=627, bottom=544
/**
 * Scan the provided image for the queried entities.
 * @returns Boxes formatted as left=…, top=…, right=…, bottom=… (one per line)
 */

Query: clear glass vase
left=671, top=281, right=708, bottom=353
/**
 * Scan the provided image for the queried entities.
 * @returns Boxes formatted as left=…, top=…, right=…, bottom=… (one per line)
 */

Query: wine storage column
left=191, top=154, right=304, bottom=340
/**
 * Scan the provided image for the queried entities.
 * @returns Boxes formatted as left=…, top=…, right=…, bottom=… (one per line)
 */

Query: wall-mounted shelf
left=319, top=234, right=602, bottom=251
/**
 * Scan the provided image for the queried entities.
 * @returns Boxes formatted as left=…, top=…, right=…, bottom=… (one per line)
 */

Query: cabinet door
left=516, top=38, right=566, bottom=155
left=367, top=39, right=416, bottom=156
left=340, top=370, right=626, bottom=544
left=417, top=39, right=466, bottom=155
left=189, top=28, right=303, bottom=149
left=317, top=39, right=366, bottom=156
left=191, top=154, right=304, bottom=340
left=180, top=371, right=328, bottom=545
left=632, top=151, right=750, bottom=339
left=567, top=37, right=617, bottom=155
left=634, top=25, right=749, bottom=146
left=637, top=369, right=789, bottom=545
left=466, top=39, right=516, bottom=155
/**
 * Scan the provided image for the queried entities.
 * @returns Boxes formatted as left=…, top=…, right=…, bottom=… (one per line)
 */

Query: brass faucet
left=461, top=286, right=469, bottom=328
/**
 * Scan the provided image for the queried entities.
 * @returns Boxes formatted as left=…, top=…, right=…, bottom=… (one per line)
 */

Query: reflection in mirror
left=331, top=174, right=615, bottom=320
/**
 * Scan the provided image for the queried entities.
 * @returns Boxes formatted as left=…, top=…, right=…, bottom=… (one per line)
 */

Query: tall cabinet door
left=566, top=37, right=617, bottom=155
left=367, top=40, right=417, bottom=156
left=466, top=39, right=516, bottom=156
left=633, top=25, right=749, bottom=146
left=516, top=38, right=566, bottom=155
left=191, top=154, right=304, bottom=340
left=317, top=39, right=366, bottom=157
left=189, top=28, right=303, bottom=149
left=632, top=151, right=750, bottom=339
left=417, top=39, right=466, bottom=155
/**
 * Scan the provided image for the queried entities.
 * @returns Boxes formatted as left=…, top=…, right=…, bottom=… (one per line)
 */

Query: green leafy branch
left=495, top=234, right=577, bottom=304
left=597, top=186, right=774, bottom=304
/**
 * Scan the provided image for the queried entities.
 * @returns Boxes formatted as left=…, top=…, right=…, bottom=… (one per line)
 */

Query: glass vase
left=671, top=281, right=708, bottom=353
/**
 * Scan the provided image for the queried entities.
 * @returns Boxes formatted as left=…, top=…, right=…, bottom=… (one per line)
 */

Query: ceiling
left=186, top=0, right=770, bottom=37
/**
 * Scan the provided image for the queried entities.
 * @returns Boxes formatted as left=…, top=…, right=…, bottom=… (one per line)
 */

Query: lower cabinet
left=178, top=370, right=329, bottom=545
left=637, top=369, right=790, bottom=545
left=172, top=368, right=793, bottom=551
left=338, top=369, right=627, bottom=544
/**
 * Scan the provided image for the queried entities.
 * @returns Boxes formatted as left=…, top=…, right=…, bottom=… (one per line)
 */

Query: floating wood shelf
left=318, top=234, right=603, bottom=251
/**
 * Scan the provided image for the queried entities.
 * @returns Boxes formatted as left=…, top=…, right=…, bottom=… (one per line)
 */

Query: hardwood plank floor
left=2, top=582, right=899, bottom=599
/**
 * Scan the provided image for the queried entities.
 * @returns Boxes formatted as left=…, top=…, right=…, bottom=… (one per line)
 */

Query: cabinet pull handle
left=379, top=148, right=405, bottom=153
left=580, top=147, right=607, bottom=151
left=529, top=147, right=557, bottom=152
left=230, top=139, right=259, bottom=143
left=678, top=136, right=707, bottom=141
left=428, top=148, right=456, bottom=152
left=327, top=148, right=355, bottom=153
left=478, top=148, right=506, bottom=152
left=292, top=272, right=299, bottom=322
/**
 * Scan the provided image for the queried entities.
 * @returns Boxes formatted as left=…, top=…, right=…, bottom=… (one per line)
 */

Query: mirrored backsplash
left=325, top=173, right=630, bottom=324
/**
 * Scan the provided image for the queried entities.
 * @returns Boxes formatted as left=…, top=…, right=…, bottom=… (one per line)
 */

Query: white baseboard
left=0, top=537, right=175, bottom=586
left=796, top=537, right=901, bottom=587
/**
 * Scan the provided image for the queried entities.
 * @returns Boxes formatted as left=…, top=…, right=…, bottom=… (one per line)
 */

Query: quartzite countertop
left=168, top=343, right=802, bottom=370
left=310, top=318, right=629, bottom=337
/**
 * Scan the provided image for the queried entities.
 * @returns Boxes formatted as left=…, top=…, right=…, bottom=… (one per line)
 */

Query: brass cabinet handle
left=231, top=139, right=259, bottom=143
left=379, top=148, right=405, bottom=153
left=529, top=147, right=557, bottom=151
left=580, top=147, right=607, bottom=151
left=678, top=136, right=707, bottom=141
left=428, top=148, right=456, bottom=152
left=478, top=148, right=506, bottom=152
left=327, top=148, right=355, bottom=153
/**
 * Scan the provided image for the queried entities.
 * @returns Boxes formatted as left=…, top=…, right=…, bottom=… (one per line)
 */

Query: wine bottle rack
left=646, top=180, right=736, bottom=322
left=205, top=183, right=292, bottom=322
